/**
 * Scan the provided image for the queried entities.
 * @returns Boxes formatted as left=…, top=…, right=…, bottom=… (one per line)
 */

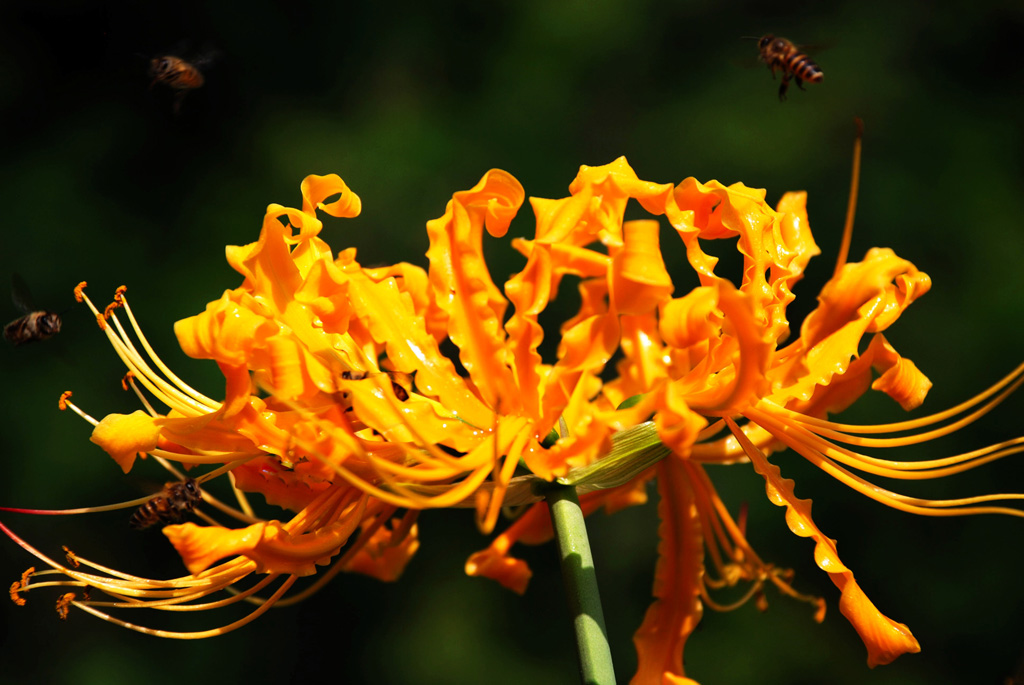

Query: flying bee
left=757, top=34, right=823, bottom=100
left=147, top=51, right=216, bottom=113
left=129, top=478, right=202, bottom=530
left=4, top=274, right=61, bottom=346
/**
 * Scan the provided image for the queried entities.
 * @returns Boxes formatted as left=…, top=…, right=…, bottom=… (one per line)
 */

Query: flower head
left=3, top=154, right=1022, bottom=683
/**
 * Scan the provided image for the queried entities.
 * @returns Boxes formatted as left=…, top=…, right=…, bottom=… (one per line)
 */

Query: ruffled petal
left=631, top=458, right=705, bottom=684
left=731, top=418, right=921, bottom=667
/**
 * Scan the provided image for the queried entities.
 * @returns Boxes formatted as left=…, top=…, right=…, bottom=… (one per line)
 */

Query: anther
left=58, top=391, right=73, bottom=411
left=9, top=567, right=35, bottom=606
left=73, top=281, right=88, bottom=302
left=121, top=371, right=136, bottom=392
left=113, top=285, right=127, bottom=304
left=55, top=592, right=75, bottom=620
left=63, top=545, right=80, bottom=568
left=9, top=580, right=26, bottom=606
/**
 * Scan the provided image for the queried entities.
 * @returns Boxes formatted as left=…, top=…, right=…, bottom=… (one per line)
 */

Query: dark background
left=2, top=1, right=1023, bottom=683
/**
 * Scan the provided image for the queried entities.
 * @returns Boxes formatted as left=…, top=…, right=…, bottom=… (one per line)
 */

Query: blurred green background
left=2, top=1, right=1023, bottom=683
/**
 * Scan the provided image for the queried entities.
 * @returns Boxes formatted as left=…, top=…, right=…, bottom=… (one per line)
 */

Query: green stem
left=545, top=483, right=617, bottom=685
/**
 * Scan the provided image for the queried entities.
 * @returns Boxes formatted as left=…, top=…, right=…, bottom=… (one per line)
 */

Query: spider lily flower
left=1, top=168, right=620, bottom=636
left=2, top=156, right=1021, bottom=683
left=463, top=156, right=1024, bottom=680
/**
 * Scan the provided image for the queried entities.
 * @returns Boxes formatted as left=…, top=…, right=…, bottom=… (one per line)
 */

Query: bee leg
left=778, top=73, right=791, bottom=101
left=796, top=76, right=806, bottom=91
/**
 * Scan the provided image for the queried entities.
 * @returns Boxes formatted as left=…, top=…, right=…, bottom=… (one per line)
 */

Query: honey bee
left=148, top=51, right=216, bottom=113
left=757, top=34, right=823, bottom=100
left=129, top=478, right=202, bottom=530
left=4, top=274, right=61, bottom=346
left=149, top=55, right=205, bottom=91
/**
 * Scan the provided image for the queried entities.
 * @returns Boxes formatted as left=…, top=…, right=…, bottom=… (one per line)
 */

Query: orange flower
left=462, top=155, right=1024, bottom=681
left=0, top=167, right=621, bottom=636
left=3, top=155, right=1021, bottom=685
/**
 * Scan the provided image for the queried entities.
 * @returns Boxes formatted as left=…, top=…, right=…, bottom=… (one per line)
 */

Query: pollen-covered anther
left=58, top=391, right=72, bottom=411
left=9, top=567, right=34, bottom=606
left=73, top=281, right=87, bottom=302
left=113, top=285, right=127, bottom=304
left=62, top=546, right=80, bottom=568
left=103, top=301, right=121, bottom=320
left=55, top=592, right=75, bottom=620
left=121, top=371, right=135, bottom=392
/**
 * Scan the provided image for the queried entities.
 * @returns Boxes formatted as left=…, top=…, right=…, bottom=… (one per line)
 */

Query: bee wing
left=795, top=40, right=833, bottom=55
left=10, top=274, right=36, bottom=313
left=190, top=47, right=222, bottom=71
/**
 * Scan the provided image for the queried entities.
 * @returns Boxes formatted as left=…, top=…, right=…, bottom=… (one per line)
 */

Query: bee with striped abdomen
left=757, top=34, right=823, bottom=100
left=4, top=274, right=61, bottom=346
left=129, top=478, right=202, bottom=530
left=148, top=51, right=216, bottom=113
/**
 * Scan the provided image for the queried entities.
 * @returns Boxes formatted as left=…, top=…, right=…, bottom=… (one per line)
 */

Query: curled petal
left=613, top=313, right=669, bottom=397
left=529, top=158, right=674, bottom=255
left=865, top=334, right=932, bottom=411
left=802, top=248, right=930, bottom=351
left=504, top=243, right=553, bottom=419
left=175, top=291, right=276, bottom=365
left=774, top=191, right=819, bottom=286
left=464, top=503, right=553, bottom=594
left=266, top=335, right=309, bottom=400
left=425, top=169, right=525, bottom=410
left=610, top=220, right=674, bottom=315
left=654, top=385, right=708, bottom=457
left=464, top=543, right=533, bottom=595
left=659, top=286, right=720, bottom=351
left=344, top=522, right=420, bottom=582
left=763, top=191, right=821, bottom=342
left=300, top=173, right=362, bottom=219
left=90, top=410, right=161, bottom=473
left=555, top=307, right=622, bottom=373
left=166, top=498, right=366, bottom=576
left=672, top=282, right=773, bottom=415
